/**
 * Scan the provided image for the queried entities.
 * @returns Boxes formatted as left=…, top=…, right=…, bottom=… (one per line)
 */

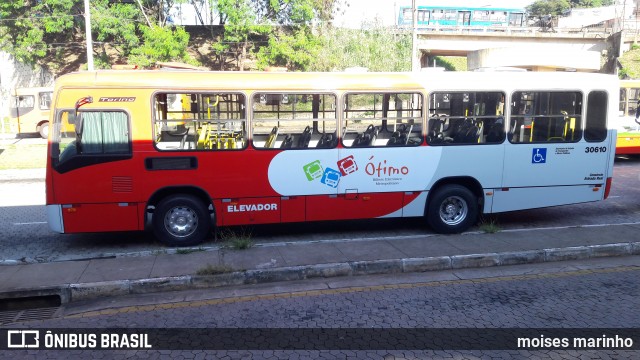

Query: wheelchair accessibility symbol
left=532, top=148, right=547, bottom=164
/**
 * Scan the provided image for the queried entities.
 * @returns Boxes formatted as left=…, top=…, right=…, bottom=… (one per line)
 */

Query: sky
left=333, top=0, right=536, bottom=28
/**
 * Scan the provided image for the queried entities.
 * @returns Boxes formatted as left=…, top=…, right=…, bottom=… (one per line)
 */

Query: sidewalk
left=0, top=223, right=639, bottom=304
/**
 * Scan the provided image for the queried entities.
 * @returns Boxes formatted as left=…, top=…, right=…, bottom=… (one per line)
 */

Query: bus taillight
left=604, top=177, right=613, bottom=199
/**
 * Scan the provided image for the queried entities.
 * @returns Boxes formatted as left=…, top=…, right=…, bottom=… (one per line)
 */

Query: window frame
left=584, top=90, right=609, bottom=143
left=342, top=91, right=424, bottom=148
left=152, top=90, right=248, bottom=152
left=426, top=90, right=506, bottom=146
left=508, top=90, right=584, bottom=144
left=52, top=108, right=133, bottom=174
left=250, top=91, right=339, bottom=150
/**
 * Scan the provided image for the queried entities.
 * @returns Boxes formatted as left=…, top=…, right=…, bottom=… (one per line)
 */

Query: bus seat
left=280, top=134, right=293, bottom=149
left=486, top=119, right=505, bottom=143
left=463, top=125, right=480, bottom=143
left=367, top=125, right=379, bottom=146
left=317, top=131, right=337, bottom=148
left=353, top=124, right=377, bottom=147
left=352, top=133, right=369, bottom=147
left=427, top=118, right=445, bottom=143
left=452, top=119, right=473, bottom=143
left=386, top=131, right=402, bottom=146
left=197, top=123, right=209, bottom=149
left=265, top=126, right=279, bottom=148
left=297, top=126, right=313, bottom=148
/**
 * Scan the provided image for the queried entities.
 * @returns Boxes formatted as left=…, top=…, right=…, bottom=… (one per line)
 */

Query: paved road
left=3, top=257, right=638, bottom=358
left=1, top=156, right=640, bottom=263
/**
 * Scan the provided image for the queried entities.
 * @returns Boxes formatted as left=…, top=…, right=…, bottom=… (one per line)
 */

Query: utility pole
left=84, top=0, right=94, bottom=71
left=411, top=0, right=419, bottom=72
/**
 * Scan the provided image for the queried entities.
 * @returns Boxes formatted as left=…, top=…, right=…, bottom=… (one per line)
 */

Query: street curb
left=3, top=242, right=640, bottom=303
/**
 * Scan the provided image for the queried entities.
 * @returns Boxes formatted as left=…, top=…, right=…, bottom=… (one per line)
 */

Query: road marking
left=12, top=221, right=47, bottom=226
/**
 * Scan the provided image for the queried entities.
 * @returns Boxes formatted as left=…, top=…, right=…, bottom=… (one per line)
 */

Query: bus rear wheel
left=38, top=122, right=49, bottom=139
left=153, top=195, right=210, bottom=246
left=427, top=184, right=478, bottom=234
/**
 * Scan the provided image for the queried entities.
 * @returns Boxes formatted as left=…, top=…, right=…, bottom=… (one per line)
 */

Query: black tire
left=153, top=194, right=211, bottom=246
left=38, top=122, right=49, bottom=139
left=427, top=184, right=478, bottom=234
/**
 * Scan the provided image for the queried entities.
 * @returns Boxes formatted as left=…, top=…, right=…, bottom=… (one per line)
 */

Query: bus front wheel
left=427, top=184, right=478, bottom=234
left=153, top=195, right=211, bottom=246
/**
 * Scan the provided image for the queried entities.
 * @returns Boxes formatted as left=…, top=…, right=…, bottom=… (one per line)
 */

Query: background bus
left=397, top=1, right=526, bottom=28
left=10, top=87, right=53, bottom=138
left=617, top=79, right=640, bottom=155
left=46, top=71, right=616, bottom=246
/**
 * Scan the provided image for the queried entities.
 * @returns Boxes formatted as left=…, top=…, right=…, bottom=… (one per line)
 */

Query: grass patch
left=479, top=219, right=501, bottom=234
left=176, top=247, right=205, bottom=255
left=196, top=264, right=234, bottom=276
left=220, top=227, right=253, bottom=250
left=0, top=143, right=47, bottom=170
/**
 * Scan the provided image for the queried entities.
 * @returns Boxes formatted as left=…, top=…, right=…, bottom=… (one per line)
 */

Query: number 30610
left=585, top=146, right=607, bottom=153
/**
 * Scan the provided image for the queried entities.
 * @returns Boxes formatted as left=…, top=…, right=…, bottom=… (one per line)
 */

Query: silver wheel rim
left=438, top=195, right=468, bottom=226
left=164, top=206, right=198, bottom=238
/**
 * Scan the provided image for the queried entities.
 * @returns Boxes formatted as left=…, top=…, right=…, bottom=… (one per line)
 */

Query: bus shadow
left=615, top=154, right=640, bottom=163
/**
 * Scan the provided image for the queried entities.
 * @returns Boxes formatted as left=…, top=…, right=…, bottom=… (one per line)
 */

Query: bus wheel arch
left=426, top=177, right=483, bottom=234
left=147, top=187, right=214, bottom=246
left=37, top=121, right=49, bottom=139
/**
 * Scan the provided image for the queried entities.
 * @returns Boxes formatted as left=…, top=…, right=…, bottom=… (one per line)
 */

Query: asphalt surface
left=0, top=215, right=638, bottom=304
left=0, top=143, right=639, bottom=305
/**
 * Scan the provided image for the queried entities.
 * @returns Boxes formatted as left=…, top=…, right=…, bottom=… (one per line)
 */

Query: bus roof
left=53, top=70, right=618, bottom=93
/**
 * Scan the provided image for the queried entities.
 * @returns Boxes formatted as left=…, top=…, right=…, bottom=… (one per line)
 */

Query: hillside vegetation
left=619, top=44, right=640, bottom=79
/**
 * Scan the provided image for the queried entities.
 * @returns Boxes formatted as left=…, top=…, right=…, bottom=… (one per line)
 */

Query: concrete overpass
left=414, top=26, right=623, bottom=72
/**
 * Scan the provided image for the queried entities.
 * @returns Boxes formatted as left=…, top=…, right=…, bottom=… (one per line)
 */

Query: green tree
left=128, top=25, right=196, bottom=68
left=213, top=0, right=269, bottom=70
left=91, top=0, right=141, bottom=68
left=526, top=0, right=571, bottom=16
left=0, top=0, right=78, bottom=65
left=0, top=0, right=197, bottom=71
left=253, top=0, right=343, bottom=71
left=257, top=27, right=320, bottom=70
left=527, top=0, right=616, bottom=16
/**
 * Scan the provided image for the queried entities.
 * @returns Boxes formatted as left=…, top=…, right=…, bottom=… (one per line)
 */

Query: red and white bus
left=46, top=70, right=617, bottom=246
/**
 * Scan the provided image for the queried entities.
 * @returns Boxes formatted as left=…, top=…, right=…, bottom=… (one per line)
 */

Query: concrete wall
left=467, top=47, right=602, bottom=72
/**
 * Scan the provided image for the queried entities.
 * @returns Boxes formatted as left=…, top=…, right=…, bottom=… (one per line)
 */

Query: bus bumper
left=47, top=205, right=64, bottom=233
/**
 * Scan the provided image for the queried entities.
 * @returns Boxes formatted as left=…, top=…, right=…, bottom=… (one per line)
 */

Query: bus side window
left=427, top=91, right=505, bottom=146
left=39, top=92, right=52, bottom=110
left=343, top=92, right=423, bottom=148
left=585, top=91, right=608, bottom=142
left=154, top=92, right=247, bottom=151
left=252, top=93, right=337, bottom=150
left=510, top=91, right=582, bottom=144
